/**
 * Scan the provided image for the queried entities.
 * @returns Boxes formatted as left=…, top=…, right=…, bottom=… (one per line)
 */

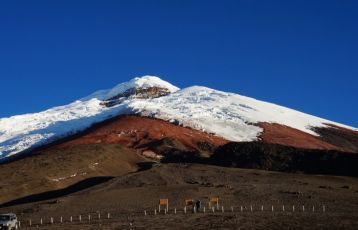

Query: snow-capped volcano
left=0, top=76, right=357, bottom=160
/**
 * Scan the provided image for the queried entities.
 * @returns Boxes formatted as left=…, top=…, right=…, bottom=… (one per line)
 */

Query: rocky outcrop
left=100, top=87, right=172, bottom=107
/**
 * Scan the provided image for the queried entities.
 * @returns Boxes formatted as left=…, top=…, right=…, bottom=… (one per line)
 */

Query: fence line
left=21, top=204, right=326, bottom=228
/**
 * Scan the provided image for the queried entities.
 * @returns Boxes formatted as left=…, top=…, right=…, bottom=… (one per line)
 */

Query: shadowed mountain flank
left=312, top=124, right=358, bottom=153
left=211, top=142, right=358, bottom=177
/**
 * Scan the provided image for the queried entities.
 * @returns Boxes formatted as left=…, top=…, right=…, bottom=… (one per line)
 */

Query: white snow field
left=0, top=76, right=356, bottom=160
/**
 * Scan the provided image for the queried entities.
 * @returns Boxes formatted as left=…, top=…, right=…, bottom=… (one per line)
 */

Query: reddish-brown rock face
left=48, top=116, right=358, bottom=154
left=51, top=115, right=228, bottom=153
left=257, top=122, right=358, bottom=153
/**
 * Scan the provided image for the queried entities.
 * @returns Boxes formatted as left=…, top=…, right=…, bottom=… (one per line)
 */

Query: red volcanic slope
left=46, top=116, right=358, bottom=154
left=52, top=115, right=228, bottom=152
left=258, top=122, right=358, bottom=153
left=258, top=122, right=342, bottom=151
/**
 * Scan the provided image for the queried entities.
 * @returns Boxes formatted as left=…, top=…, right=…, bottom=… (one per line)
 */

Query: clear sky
left=0, top=0, right=357, bottom=127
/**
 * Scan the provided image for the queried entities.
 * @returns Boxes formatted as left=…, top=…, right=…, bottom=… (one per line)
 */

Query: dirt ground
left=0, top=144, right=147, bottom=204
left=1, top=163, right=358, bottom=229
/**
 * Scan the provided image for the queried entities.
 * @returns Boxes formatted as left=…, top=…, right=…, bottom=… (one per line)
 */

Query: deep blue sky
left=0, top=0, right=357, bottom=127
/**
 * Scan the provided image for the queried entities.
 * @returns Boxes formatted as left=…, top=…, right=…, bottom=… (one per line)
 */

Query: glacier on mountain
left=0, top=76, right=356, bottom=160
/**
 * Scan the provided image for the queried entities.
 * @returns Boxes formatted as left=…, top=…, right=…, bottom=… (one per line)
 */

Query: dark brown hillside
left=0, top=144, right=148, bottom=204
left=1, top=164, right=358, bottom=230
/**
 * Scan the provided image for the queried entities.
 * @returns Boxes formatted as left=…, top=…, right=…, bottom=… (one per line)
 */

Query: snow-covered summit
left=82, top=76, right=179, bottom=101
left=0, top=76, right=357, bottom=160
